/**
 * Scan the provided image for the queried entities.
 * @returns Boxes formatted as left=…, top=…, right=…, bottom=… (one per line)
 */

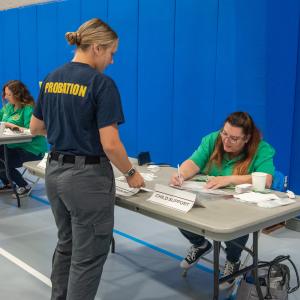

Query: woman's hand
left=170, top=172, right=184, bottom=186
left=5, top=122, right=24, bottom=132
left=126, top=171, right=145, bottom=189
left=205, top=176, right=232, bottom=189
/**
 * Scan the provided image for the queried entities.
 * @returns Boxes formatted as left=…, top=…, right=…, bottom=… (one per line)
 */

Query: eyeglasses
left=220, top=129, right=245, bottom=144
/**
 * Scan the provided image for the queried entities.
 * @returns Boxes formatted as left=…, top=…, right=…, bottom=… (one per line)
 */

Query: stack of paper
left=115, top=180, right=140, bottom=197
left=234, top=192, right=296, bottom=208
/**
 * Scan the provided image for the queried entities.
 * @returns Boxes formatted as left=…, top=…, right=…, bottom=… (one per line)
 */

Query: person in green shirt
left=170, top=111, right=275, bottom=288
left=0, top=80, right=47, bottom=197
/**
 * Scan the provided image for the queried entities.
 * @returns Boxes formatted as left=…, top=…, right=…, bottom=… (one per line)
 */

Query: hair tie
left=75, top=32, right=81, bottom=45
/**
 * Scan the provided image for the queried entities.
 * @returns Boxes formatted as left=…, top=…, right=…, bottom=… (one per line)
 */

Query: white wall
left=0, top=0, right=55, bottom=10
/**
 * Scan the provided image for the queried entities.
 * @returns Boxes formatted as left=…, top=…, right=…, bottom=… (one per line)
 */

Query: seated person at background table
left=0, top=80, right=47, bottom=197
left=170, top=111, right=275, bottom=287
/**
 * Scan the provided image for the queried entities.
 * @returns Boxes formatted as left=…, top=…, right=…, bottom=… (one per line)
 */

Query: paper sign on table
left=147, top=184, right=196, bottom=213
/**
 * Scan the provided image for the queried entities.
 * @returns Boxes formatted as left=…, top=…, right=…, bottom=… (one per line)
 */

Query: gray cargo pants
left=46, top=154, right=115, bottom=300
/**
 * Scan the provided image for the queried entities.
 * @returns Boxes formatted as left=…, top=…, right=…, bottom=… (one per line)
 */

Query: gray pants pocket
left=72, top=220, right=113, bottom=260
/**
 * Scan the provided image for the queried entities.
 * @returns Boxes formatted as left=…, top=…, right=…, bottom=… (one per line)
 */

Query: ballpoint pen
left=177, top=164, right=183, bottom=186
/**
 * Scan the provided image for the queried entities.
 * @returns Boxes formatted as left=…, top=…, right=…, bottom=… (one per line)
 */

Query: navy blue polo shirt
left=33, top=62, right=125, bottom=156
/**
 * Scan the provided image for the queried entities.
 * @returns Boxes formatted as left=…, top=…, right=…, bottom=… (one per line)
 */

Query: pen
left=177, top=164, right=183, bottom=186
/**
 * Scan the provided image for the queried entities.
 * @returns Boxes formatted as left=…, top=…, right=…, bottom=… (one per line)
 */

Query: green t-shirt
left=190, top=131, right=275, bottom=176
left=0, top=103, right=47, bottom=156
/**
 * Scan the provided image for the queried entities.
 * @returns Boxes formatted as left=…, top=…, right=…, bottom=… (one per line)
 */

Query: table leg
left=252, top=231, right=264, bottom=300
left=111, top=235, right=115, bottom=253
left=3, top=145, right=20, bottom=207
left=213, top=240, right=220, bottom=300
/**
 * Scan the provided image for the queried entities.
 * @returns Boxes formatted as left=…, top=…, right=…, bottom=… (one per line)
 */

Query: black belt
left=50, top=152, right=104, bottom=164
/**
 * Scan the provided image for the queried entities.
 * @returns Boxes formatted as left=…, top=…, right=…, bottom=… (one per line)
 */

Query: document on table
left=3, top=128, right=31, bottom=136
left=174, top=180, right=234, bottom=196
left=37, top=153, right=48, bottom=169
left=234, top=192, right=296, bottom=208
left=115, top=180, right=140, bottom=197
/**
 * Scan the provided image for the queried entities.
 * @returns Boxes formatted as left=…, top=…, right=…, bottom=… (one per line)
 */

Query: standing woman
left=30, top=18, right=145, bottom=300
left=0, top=80, right=47, bottom=197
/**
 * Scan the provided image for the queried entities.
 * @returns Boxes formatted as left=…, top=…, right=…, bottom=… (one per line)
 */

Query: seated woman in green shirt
left=0, top=80, right=47, bottom=197
left=170, top=111, right=275, bottom=288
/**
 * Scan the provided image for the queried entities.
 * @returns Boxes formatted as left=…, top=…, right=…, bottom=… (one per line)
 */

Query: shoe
left=219, top=260, right=241, bottom=290
left=180, top=240, right=213, bottom=270
left=0, top=184, right=13, bottom=193
left=12, top=186, right=32, bottom=199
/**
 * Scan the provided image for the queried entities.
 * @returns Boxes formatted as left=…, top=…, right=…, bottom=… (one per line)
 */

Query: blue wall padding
left=213, top=0, right=237, bottom=127
left=19, top=6, right=39, bottom=99
left=0, top=0, right=299, bottom=192
left=137, top=0, right=175, bottom=163
left=36, top=3, right=58, bottom=81
left=107, top=0, right=139, bottom=156
left=0, top=12, right=4, bottom=91
left=290, top=16, right=300, bottom=193
left=56, top=0, right=81, bottom=67
left=265, top=0, right=300, bottom=178
left=172, top=0, right=218, bottom=164
left=2, top=9, right=20, bottom=82
left=215, top=0, right=267, bottom=132
left=81, top=0, right=107, bottom=23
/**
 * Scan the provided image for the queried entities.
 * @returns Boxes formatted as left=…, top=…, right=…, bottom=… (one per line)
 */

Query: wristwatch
left=124, top=166, right=136, bottom=177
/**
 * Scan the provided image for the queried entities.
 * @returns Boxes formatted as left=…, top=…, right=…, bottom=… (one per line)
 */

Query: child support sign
left=147, top=184, right=196, bottom=213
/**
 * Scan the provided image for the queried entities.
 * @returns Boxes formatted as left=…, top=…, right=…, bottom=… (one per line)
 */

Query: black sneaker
left=180, top=240, right=213, bottom=269
left=219, top=260, right=241, bottom=289
left=12, top=186, right=32, bottom=199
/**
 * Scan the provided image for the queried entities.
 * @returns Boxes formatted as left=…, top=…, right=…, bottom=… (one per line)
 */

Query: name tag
left=147, top=184, right=196, bottom=213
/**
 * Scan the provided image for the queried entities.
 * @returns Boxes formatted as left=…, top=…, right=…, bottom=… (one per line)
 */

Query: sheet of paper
left=257, top=198, right=296, bottom=208
left=174, top=180, right=234, bottom=196
left=147, top=184, right=196, bottom=213
left=37, top=153, right=48, bottom=169
left=234, top=192, right=280, bottom=203
left=3, top=128, right=31, bottom=136
left=115, top=180, right=140, bottom=197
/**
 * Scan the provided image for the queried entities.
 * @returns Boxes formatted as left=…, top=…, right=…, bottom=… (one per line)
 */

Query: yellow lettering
left=58, top=83, right=64, bottom=93
left=67, top=83, right=73, bottom=94
left=48, top=82, right=53, bottom=93
left=78, top=85, right=87, bottom=97
left=43, top=82, right=87, bottom=97
left=63, top=83, right=68, bottom=94
left=44, top=82, right=50, bottom=93
left=53, top=82, right=58, bottom=93
left=72, top=84, right=80, bottom=96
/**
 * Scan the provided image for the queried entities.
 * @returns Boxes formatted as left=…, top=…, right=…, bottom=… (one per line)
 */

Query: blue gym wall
left=0, top=0, right=299, bottom=192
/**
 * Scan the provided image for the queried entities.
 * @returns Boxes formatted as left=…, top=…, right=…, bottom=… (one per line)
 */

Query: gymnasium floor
left=1, top=177, right=300, bottom=300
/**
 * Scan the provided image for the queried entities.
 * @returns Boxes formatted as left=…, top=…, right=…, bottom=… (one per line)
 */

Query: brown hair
left=207, top=112, right=261, bottom=175
left=2, top=80, right=35, bottom=107
left=65, top=18, right=118, bottom=51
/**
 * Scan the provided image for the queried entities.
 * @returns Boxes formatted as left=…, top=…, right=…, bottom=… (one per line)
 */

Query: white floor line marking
left=0, top=247, right=52, bottom=287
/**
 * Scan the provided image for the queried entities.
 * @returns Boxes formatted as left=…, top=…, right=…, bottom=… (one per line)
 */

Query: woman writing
left=170, top=111, right=275, bottom=287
